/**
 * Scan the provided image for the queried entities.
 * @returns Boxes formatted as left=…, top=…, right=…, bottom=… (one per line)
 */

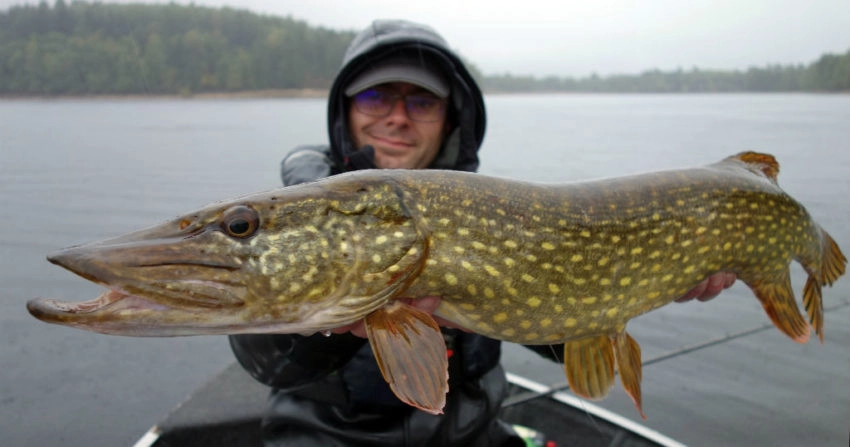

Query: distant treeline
left=0, top=1, right=356, bottom=95
left=1, top=1, right=849, bottom=96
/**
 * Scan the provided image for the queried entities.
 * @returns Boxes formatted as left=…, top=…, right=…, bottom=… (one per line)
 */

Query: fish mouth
left=26, top=277, right=252, bottom=336
left=28, top=289, right=170, bottom=318
left=27, top=227, right=251, bottom=335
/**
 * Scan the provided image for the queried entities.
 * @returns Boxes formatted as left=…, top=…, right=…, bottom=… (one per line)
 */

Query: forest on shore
left=1, top=1, right=849, bottom=96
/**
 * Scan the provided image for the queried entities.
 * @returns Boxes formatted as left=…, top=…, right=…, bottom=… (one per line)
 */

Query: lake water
left=1, top=94, right=849, bottom=446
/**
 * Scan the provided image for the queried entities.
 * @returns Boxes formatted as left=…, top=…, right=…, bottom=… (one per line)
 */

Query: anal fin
left=746, top=269, right=810, bottom=343
left=802, top=276, right=824, bottom=343
left=563, top=335, right=615, bottom=401
left=612, top=330, right=645, bottom=419
left=365, top=300, right=448, bottom=415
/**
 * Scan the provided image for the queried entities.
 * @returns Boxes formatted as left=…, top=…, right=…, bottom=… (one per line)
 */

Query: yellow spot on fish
left=522, top=273, right=535, bottom=283
left=549, top=283, right=560, bottom=293
left=582, top=296, right=597, bottom=304
left=445, top=273, right=458, bottom=286
left=598, top=257, right=609, bottom=267
left=375, top=235, right=388, bottom=245
left=541, top=242, right=556, bottom=250
left=620, top=277, right=632, bottom=286
left=494, top=312, right=508, bottom=323
left=554, top=304, right=564, bottom=313
left=631, top=247, right=643, bottom=255
left=564, top=318, right=577, bottom=328
left=606, top=308, right=618, bottom=318
left=467, top=284, right=477, bottom=295
left=571, top=254, right=583, bottom=262
left=485, top=265, right=501, bottom=277
left=504, top=240, right=518, bottom=249
left=527, top=297, right=542, bottom=307
left=461, top=261, right=474, bottom=271
left=484, top=287, right=495, bottom=298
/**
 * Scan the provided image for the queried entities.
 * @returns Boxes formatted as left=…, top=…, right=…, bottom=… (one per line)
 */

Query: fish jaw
left=26, top=289, right=345, bottom=336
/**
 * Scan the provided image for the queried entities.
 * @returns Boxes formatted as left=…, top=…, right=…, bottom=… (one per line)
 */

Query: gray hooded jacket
left=280, top=19, right=487, bottom=185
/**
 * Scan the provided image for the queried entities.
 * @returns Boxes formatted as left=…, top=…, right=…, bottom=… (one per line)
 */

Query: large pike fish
left=28, top=152, right=846, bottom=417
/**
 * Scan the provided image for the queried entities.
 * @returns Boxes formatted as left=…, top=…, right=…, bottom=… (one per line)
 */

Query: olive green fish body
left=389, top=154, right=837, bottom=345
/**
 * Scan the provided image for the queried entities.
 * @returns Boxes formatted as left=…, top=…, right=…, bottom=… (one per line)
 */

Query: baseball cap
left=344, top=54, right=450, bottom=98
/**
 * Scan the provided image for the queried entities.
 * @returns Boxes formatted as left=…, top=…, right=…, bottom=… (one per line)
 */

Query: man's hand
left=675, top=272, right=737, bottom=302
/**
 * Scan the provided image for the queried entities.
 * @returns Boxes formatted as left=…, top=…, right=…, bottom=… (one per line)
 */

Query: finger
left=675, top=278, right=708, bottom=302
left=696, top=273, right=727, bottom=301
left=402, top=296, right=441, bottom=313
left=724, top=272, right=737, bottom=288
left=330, top=321, right=368, bottom=338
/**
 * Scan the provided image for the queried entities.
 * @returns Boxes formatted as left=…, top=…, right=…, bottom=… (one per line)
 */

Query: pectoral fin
left=365, top=300, right=448, bottom=415
left=612, top=330, right=645, bottom=419
left=563, top=335, right=615, bottom=401
left=746, top=269, right=810, bottom=343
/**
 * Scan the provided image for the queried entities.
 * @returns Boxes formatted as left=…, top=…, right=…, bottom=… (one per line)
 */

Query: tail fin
left=803, top=229, right=847, bottom=343
left=819, top=229, right=846, bottom=286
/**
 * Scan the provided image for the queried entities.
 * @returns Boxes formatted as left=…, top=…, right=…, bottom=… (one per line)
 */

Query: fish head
left=28, top=172, right=428, bottom=336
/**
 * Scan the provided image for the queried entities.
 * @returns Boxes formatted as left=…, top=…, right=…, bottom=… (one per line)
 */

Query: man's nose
left=385, top=98, right=412, bottom=123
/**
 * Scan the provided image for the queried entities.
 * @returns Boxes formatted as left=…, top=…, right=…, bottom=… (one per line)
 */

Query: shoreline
left=1, top=89, right=846, bottom=101
left=0, top=88, right=330, bottom=101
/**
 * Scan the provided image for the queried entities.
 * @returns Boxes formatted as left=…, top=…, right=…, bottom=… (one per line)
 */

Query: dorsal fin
left=733, top=151, right=780, bottom=181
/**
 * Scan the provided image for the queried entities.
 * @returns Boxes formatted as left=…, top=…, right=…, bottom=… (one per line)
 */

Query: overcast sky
left=3, top=0, right=849, bottom=77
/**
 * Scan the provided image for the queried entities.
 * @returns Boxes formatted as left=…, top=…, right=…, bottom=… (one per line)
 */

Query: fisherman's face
left=348, top=82, right=448, bottom=170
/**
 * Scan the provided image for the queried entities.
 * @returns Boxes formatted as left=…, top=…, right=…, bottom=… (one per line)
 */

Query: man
left=230, top=19, right=735, bottom=446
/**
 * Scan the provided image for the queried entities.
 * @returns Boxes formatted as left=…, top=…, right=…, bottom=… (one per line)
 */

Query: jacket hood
left=327, top=20, right=486, bottom=172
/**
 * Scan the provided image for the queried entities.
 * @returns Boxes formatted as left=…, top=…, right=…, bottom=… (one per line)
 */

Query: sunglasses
left=352, top=87, right=447, bottom=123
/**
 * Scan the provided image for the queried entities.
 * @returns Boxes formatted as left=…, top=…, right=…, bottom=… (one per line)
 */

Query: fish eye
left=221, top=206, right=259, bottom=238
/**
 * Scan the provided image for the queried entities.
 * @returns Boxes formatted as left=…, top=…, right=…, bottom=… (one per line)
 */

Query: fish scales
left=28, top=152, right=846, bottom=417
left=400, top=161, right=819, bottom=343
